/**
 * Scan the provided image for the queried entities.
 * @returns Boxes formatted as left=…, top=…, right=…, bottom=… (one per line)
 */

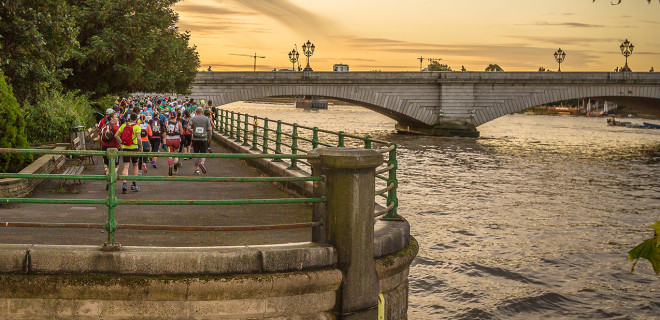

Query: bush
left=22, top=91, right=95, bottom=145
left=0, top=70, right=31, bottom=173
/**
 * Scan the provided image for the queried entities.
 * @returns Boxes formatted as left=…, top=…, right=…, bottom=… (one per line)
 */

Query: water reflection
left=222, top=102, right=660, bottom=319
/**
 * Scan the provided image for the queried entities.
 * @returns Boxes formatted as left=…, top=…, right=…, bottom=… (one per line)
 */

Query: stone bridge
left=188, top=71, right=660, bottom=137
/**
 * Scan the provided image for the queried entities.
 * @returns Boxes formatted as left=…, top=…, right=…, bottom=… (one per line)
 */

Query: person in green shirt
left=114, top=113, right=143, bottom=193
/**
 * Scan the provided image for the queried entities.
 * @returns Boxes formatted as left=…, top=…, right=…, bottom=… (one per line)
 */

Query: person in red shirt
left=100, top=112, right=120, bottom=190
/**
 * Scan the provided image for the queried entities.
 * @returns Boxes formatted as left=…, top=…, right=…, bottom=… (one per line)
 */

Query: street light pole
left=302, top=40, right=315, bottom=72
left=620, top=39, right=634, bottom=72
left=554, top=48, right=566, bottom=72
left=288, top=49, right=300, bottom=71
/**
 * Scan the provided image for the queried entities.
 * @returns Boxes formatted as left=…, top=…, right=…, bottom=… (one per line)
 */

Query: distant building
left=333, top=64, right=349, bottom=72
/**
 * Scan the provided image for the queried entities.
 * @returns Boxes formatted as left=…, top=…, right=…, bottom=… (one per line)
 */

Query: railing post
left=273, top=120, right=283, bottom=162
left=235, top=112, right=242, bottom=143
left=214, top=109, right=219, bottom=130
left=287, top=123, right=300, bottom=170
left=261, top=118, right=269, bottom=154
left=242, top=113, right=250, bottom=146
left=383, top=143, right=400, bottom=220
left=364, top=135, right=372, bottom=149
left=229, top=111, right=235, bottom=139
left=312, top=127, right=319, bottom=149
left=218, top=110, right=224, bottom=134
left=102, top=148, right=120, bottom=251
left=337, top=131, right=345, bottom=147
left=224, top=110, right=230, bottom=134
left=309, top=148, right=382, bottom=319
left=251, top=116, right=259, bottom=151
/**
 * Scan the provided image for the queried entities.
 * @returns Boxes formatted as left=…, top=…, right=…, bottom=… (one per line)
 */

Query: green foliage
left=628, top=221, right=660, bottom=275
left=485, top=64, right=504, bottom=72
left=22, top=90, right=95, bottom=145
left=0, top=70, right=30, bottom=173
left=90, top=94, right=117, bottom=115
left=428, top=61, right=452, bottom=71
left=0, top=0, right=80, bottom=105
left=62, top=0, right=200, bottom=98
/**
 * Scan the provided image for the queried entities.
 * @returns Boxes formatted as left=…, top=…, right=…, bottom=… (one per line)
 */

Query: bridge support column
left=395, top=121, right=480, bottom=138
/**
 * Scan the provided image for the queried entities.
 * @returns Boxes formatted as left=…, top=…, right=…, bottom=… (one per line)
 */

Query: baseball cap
left=105, top=108, right=115, bottom=115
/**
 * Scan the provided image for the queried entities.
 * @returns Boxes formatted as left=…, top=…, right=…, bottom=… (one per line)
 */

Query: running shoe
left=168, top=167, right=173, bottom=176
left=131, top=185, right=140, bottom=192
left=142, top=163, right=148, bottom=173
left=199, top=163, right=207, bottom=174
left=138, top=170, right=143, bottom=175
left=194, top=169, right=200, bottom=175
left=173, top=165, right=178, bottom=174
left=122, top=187, right=127, bottom=194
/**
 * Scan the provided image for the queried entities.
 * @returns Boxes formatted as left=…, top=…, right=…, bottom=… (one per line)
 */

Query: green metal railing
left=0, top=148, right=324, bottom=249
left=216, top=109, right=399, bottom=219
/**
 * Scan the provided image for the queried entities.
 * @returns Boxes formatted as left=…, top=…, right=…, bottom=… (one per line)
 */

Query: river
left=221, top=102, right=660, bottom=319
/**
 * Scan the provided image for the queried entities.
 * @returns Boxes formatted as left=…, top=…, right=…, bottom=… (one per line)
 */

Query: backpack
left=121, top=124, right=135, bottom=146
left=151, top=120, right=160, bottom=134
left=193, top=125, right=207, bottom=139
left=166, top=121, right=178, bottom=135
left=140, top=123, right=148, bottom=137
left=100, top=124, right=115, bottom=142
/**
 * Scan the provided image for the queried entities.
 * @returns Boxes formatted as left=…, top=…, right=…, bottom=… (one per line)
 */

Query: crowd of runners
left=97, top=97, right=215, bottom=193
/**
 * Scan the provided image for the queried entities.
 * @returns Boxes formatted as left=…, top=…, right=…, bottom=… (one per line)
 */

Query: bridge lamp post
left=554, top=48, right=566, bottom=72
left=288, top=49, right=300, bottom=71
left=302, top=40, right=315, bottom=71
left=620, top=39, right=634, bottom=72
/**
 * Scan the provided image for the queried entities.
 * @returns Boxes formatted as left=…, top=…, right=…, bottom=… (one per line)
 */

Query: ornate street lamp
left=288, top=48, right=300, bottom=71
left=620, top=39, right=634, bottom=72
left=302, top=40, right=315, bottom=71
left=554, top=48, right=566, bottom=72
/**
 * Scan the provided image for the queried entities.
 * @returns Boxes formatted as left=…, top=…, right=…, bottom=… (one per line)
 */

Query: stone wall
left=0, top=146, right=66, bottom=199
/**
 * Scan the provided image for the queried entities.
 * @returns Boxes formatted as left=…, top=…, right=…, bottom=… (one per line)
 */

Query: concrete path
left=0, top=141, right=312, bottom=247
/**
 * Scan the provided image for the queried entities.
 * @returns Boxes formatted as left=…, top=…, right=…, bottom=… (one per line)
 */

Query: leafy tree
left=538, top=67, right=547, bottom=72
left=428, top=61, right=452, bottom=71
left=0, top=70, right=30, bottom=173
left=485, top=64, right=504, bottom=72
left=0, top=0, right=80, bottom=105
left=62, top=0, right=200, bottom=98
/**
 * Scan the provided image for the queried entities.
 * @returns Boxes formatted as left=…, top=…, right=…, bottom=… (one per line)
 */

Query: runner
left=181, top=109, right=192, bottom=159
left=164, top=111, right=184, bottom=176
left=149, top=110, right=164, bottom=168
left=189, top=107, right=212, bottom=175
left=204, top=109, right=214, bottom=153
left=137, top=114, right=152, bottom=174
left=100, top=111, right=120, bottom=190
left=115, top=113, right=143, bottom=193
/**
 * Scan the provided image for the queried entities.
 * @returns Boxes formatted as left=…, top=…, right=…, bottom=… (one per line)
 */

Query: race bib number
left=195, top=127, right=205, bottom=134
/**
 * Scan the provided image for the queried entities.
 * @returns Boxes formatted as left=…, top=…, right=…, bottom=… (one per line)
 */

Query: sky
left=174, top=0, right=660, bottom=72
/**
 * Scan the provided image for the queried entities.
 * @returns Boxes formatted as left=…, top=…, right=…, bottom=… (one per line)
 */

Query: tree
left=0, top=70, right=30, bottom=173
left=538, top=67, right=547, bottom=72
left=428, top=61, right=452, bottom=71
left=0, top=0, right=80, bottom=105
left=62, top=0, right=200, bottom=98
left=485, top=64, right=504, bottom=72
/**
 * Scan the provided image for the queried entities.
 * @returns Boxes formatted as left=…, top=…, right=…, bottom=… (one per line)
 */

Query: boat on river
left=607, top=117, right=660, bottom=129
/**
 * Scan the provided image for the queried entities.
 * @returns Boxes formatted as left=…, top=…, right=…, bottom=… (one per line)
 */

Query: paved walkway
left=0, top=141, right=312, bottom=247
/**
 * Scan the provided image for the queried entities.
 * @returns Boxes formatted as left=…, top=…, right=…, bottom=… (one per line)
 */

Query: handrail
left=216, top=108, right=400, bottom=220
left=0, top=148, right=325, bottom=249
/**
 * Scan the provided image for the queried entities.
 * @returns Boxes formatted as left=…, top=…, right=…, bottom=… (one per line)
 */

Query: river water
left=221, top=102, right=660, bottom=319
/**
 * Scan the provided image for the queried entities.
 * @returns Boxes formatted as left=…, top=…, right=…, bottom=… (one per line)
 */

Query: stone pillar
left=309, top=148, right=383, bottom=320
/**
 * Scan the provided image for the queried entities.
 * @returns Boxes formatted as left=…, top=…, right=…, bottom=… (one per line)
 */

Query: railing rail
left=0, top=148, right=324, bottom=249
left=215, top=108, right=399, bottom=220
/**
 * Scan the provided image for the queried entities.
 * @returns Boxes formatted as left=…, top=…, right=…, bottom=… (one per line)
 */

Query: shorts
left=192, top=140, right=208, bottom=154
left=122, top=148, right=139, bottom=163
left=183, top=134, right=192, bottom=147
left=165, top=138, right=181, bottom=151
left=102, top=145, right=120, bottom=166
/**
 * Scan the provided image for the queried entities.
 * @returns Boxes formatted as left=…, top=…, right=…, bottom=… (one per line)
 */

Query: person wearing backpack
left=189, top=107, right=213, bottom=175
left=100, top=112, right=120, bottom=190
left=149, top=110, right=164, bottom=168
left=164, top=111, right=184, bottom=176
left=114, top=113, right=143, bottom=193
left=137, top=114, right=152, bottom=175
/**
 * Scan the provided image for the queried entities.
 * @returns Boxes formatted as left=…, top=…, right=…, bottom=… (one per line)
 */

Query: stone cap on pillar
left=308, top=148, right=383, bottom=169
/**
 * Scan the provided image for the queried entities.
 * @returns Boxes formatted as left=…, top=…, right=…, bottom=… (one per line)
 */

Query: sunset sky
left=174, top=0, right=660, bottom=72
